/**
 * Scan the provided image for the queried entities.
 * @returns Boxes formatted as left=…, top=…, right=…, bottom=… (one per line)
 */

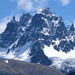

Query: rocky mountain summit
left=0, top=8, right=75, bottom=74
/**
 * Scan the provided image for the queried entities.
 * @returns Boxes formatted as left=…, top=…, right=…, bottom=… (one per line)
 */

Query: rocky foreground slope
left=0, top=59, right=65, bottom=75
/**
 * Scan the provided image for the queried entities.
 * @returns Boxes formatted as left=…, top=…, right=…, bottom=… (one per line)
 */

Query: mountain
left=0, top=8, right=75, bottom=74
left=0, top=59, right=65, bottom=75
left=69, top=72, right=75, bottom=75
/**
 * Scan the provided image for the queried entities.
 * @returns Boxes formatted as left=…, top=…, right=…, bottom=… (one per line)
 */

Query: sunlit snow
left=43, top=45, right=75, bottom=59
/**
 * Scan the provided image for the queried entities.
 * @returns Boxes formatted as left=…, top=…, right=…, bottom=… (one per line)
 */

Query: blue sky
left=0, top=0, right=75, bottom=33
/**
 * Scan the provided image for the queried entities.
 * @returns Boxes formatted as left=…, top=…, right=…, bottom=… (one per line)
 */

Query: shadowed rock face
left=0, top=59, right=65, bottom=75
left=68, top=72, right=75, bottom=75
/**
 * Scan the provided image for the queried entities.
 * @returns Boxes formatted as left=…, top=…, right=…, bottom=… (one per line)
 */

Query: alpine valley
left=0, top=8, right=75, bottom=74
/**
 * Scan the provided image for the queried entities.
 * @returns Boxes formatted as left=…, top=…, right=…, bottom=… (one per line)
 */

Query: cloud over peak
left=10, top=0, right=48, bottom=12
left=60, top=0, right=71, bottom=6
left=10, top=0, right=71, bottom=12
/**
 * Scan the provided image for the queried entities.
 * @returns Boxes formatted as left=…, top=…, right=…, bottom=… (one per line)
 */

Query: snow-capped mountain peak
left=0, top=7, right=75, bottom=74
left=37, top=8, right=51, bottom=15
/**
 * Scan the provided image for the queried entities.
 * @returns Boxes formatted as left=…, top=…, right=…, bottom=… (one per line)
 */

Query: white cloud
left=10, top=0, right=48, bottom=12
left=60, top=0, right=71, bottom=6
left=10, top=0, right=71, bottom=12
left=17, top=0, right=33, bottom=11
left=0, top=16, right=12, bottom=34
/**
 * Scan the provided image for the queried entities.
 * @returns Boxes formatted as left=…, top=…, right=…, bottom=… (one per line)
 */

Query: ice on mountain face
left=15, top=41, right=32, bottom=55
left=0, top=51, right=15, bottom=59
left=28, top=19, right=31, bottom=23
left=22, top=28, right=25, bottom=31
left=52, top=13, right=56, bottom=16
left=43, top=45, right=75, bottom=59
left=36, top=8, right=51, bottom=16
left=41, top=17, right=49, bottom=26
left=39, top=27, right=50, bottom=36
left=64, top=36, right=74, bottom=42
left=11, top=41, right=32, bottom=62
left=17, top=48, right=31, bottom=62
left=43, top=45, right=66, bottom=59
left=0, top=47, right=15, bottom=59
left=9, top=38, right=20, bottom=49
left=5, top=51, right=15, bottom=59
left=0, top=41, right=32, bottom=61
left=52, top=19, right=60, bottom=27
left=52, top=39, right=60, bottom=45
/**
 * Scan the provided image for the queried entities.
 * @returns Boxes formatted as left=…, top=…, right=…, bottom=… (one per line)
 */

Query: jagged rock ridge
left=0, top=8, right=75, bottom=74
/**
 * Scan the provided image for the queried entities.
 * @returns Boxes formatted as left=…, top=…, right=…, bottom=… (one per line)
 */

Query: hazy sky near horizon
left=0, top=0, right=75, bottom=33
